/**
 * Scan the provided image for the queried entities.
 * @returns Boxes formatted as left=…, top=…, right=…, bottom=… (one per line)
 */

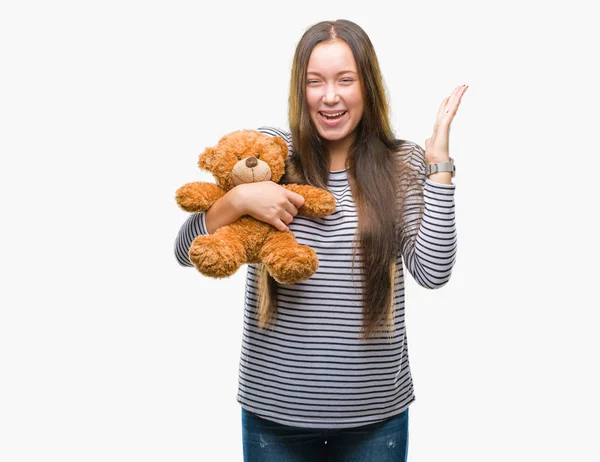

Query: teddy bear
left=176, top=129, right=336, bottom=284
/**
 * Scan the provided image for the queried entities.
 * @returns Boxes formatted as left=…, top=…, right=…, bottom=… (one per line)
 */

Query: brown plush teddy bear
left=176, top=129, right=336, bottom=284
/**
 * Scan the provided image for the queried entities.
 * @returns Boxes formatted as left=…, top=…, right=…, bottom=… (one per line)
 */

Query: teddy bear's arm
left=176, top=182, right=227, bottom=213
left=282, top=184, right=336, bottom=218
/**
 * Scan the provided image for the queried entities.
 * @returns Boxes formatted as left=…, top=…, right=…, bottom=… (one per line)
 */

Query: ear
left=198, top=147, right=215, bottom=171
left=272, top=136, right=289, bottom=160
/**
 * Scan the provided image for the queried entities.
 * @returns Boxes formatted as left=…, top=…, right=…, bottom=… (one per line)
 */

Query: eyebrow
left=306, top=70, right=358, bottom=76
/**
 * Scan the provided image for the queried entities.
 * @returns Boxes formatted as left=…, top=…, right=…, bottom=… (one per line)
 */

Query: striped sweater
left=174, top=127, right=457, bottom=429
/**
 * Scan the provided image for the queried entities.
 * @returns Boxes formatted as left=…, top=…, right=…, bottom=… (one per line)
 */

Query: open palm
left=424, top=84, right=468, bottom=164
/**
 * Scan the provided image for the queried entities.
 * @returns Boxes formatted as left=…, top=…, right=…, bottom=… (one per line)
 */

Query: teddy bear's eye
left=236, top=156, right=242, bottom=161
left=256, top=154, right=260, bottom=160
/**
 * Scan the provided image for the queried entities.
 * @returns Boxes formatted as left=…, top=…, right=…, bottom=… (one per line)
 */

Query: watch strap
left=426, top=158, right=455, bottom=177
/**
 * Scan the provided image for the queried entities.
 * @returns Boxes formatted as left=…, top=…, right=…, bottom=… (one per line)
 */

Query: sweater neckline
left=328, top=169, right=349, bottom=183
left=329, top=168, right=348, bottom=174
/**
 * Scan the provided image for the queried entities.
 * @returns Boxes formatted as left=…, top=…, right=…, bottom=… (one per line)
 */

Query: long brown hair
left=257, top=19, right=419, bottom=340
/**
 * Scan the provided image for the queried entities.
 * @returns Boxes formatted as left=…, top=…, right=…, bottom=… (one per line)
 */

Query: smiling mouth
left=319, top=111, right=347, bottom=120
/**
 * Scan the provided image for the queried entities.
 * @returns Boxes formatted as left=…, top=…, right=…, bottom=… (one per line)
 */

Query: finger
left=446, top=85, right=468, bottom=117
left=284, top=201, right=299, bottom=217
left=438, top=97, right=449, bottom=115
left=457, top=85, right=468, bottom=104
left=441, top=86, right=461, bottom=112
left=432, top=97, right=449, bottom=133
left=437, top=97, right=450, bottom=121
left=274, top=219, right=289, bottom=233
left=280, top=210, right=294, bottom=225
left=287, top=191, right=306, bottom=209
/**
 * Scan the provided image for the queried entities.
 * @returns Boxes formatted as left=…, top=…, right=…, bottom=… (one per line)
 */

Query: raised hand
left=424, top=84, right=468, bottom=164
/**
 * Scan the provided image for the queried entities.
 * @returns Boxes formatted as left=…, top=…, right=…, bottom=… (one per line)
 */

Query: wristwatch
left=426, top=157, right=455, bottom=177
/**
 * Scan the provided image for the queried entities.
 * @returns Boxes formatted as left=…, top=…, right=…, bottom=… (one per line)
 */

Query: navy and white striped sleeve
left=174, top=212, right=209, bottom=267
left=399, top=143, right=457, bottom=288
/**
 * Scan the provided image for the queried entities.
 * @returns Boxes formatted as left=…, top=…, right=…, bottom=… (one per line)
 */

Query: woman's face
left=305, top=39, right=364, bottom=151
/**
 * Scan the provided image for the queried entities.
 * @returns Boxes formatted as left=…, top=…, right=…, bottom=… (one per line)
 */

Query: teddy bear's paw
left=314, top=190, right=337, bottom=212
left=189, top=237, right=245, bottom=278
left=300, top=191, right=337, bottom=217
left=265, top=246, right=319, bottom=284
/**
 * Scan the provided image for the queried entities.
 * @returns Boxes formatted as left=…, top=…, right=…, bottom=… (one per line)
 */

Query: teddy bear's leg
left=258, top=233, right=319, bottom=284
left=189, top=227, right=247, bottom=278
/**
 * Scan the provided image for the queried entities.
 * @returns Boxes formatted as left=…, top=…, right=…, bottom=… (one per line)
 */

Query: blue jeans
left=241, top=407, right=409, bottom=461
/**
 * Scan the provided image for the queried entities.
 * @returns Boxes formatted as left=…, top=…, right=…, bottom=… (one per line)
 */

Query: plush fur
left=176, top=129, right=336, bottom=284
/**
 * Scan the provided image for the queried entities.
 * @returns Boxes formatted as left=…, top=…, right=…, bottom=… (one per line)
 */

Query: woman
left=175, top=19, right=467, bottom=462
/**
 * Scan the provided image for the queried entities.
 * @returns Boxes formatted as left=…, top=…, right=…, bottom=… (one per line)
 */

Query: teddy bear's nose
left=245, top=157, right=258, bottom=168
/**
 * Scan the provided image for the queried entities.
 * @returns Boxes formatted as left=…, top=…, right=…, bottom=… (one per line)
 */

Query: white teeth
left=321, top=111, right=346, bottom=119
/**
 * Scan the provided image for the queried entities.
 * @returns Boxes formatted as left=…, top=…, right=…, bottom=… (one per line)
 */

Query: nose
left=322, top=84, right=340, bottom=105
left=245, top=157, right=258, bottom=168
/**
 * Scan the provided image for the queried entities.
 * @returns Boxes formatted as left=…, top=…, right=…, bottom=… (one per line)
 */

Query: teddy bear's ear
left=272, top=136, right=289, bottom=160
left=198, top=147, right=215, bottom=171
